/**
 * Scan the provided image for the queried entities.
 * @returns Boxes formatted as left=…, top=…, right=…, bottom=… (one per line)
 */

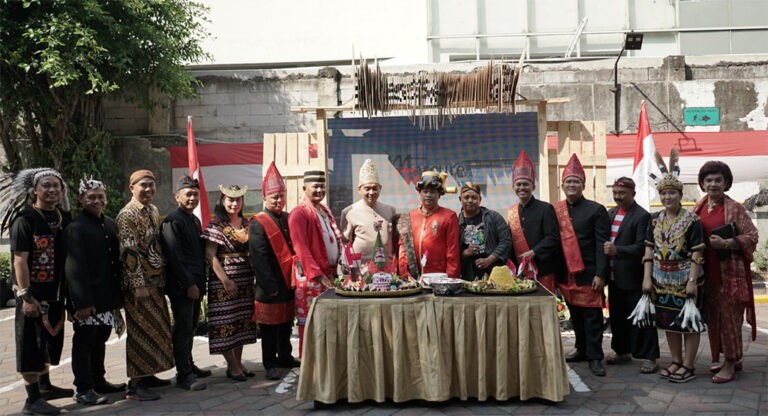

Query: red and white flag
left=632, top=101, right=660, bottom=210
left=187, top=116, right=211, bottom=228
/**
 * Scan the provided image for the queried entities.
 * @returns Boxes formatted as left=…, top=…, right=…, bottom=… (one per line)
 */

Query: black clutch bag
left=710, top=222, right=737, bottom=261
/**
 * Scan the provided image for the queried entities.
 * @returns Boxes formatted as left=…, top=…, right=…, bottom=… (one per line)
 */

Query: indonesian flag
left=632, top=101, right=660, bottom=210
left=187, top=116, right=212, bottom=228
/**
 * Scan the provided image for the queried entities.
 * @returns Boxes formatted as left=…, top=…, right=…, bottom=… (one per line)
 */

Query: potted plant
left=0, top=252, right=13, bottom=307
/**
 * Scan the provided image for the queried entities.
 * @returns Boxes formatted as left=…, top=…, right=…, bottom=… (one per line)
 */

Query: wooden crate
left=262, top=132, right=327, bottom=211
left=546, top=120, right=607, bottom=205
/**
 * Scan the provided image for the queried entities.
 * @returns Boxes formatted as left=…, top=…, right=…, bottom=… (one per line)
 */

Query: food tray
left=334, top=287, right=423, bottom=298
left=465, top=285, right=537, bottom=295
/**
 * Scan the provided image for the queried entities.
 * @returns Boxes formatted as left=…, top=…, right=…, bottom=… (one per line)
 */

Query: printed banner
left=328, top=113, right=539, bottom=215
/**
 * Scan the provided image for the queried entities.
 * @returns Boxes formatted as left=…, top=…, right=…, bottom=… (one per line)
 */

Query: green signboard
left=684, top=107, right=719, bottom=126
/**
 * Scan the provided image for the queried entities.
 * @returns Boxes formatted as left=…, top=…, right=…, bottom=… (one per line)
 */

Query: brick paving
left=0, top=303, right=766, bottom=415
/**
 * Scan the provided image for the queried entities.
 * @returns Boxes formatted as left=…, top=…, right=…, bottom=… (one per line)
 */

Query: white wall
left=198, top=0, right=427, bottom=66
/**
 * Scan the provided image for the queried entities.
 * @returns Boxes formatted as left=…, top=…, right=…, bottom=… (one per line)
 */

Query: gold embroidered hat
left=218, top=184, right=248, bottom=198
left=358, top=159, right=380, bottom=186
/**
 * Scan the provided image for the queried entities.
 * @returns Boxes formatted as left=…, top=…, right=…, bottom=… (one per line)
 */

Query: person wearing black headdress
left=160, top=174, right=210, bottom=391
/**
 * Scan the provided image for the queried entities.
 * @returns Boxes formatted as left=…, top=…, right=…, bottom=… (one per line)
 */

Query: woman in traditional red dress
left=693, top=161, right=759, bottom=384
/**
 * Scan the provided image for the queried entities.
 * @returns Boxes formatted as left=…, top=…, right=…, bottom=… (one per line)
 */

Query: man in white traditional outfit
left=340, top=159, right=397, bottom=262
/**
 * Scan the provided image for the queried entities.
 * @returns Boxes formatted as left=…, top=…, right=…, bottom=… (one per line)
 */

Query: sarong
left=254, top=300, right=295, bottom=325
left=124, top=286, right=174, bottom=378
left=15, top=300, right=65, bottom=373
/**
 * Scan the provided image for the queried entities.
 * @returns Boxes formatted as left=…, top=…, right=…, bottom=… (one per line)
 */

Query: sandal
left=709, top=360, right=742, bottom=374
left=640, top=360, right=659, bottom=374
left=659, top=362, right=681, bottom=379
left=668, top=365, right=696, bottom=383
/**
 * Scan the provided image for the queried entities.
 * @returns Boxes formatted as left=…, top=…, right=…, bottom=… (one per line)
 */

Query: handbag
left=710, top=222, right=737, bottom=261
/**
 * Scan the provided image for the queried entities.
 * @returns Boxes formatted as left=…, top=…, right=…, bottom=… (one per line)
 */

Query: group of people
left=4, top=148, right=759, bottom=415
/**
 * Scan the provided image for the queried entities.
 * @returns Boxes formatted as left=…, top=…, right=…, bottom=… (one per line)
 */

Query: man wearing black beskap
left=161, top=174, right=211, bottom=392
left=604, top=177, right=659, bottom=374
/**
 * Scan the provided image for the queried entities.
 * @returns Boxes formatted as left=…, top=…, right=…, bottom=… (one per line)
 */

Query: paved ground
left=0, top=302, right=766, bottom=416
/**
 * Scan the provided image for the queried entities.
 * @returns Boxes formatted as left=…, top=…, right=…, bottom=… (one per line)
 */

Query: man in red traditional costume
left=288, top=170, right=341, bottom=357
left=249, top=162, right=301, bottom=380
left=506, top=151, right=561, bottom=292
left=555, top=154, right=611, bottom=377
left=397, top=171, right=460, bottom=279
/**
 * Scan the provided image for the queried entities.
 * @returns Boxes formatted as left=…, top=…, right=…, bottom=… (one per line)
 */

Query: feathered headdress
left=653, top=148, right=683, bottom=192
left=0, top=168, right=70, bottom=235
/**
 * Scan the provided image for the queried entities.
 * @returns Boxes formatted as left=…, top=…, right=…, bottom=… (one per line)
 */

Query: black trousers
left=608, top=284, right=660, bottom=360
left=15, top=300, right=65, bottom=373
left=260, top=321, right=293, bottom=369
left=567, top=303, right=604, bottom=361
left=71, top=324, right=112, bottom=392
left=169, top=293, right=201, bottom=382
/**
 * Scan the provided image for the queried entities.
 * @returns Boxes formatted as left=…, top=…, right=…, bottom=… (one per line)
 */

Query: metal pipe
left=425, top=25, right=768, bottom=40
left=613, top=44, right=626, bottom=134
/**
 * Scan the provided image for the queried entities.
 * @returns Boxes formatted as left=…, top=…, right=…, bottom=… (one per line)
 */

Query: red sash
left=253, top=212, right=295, bottom=288
left=553, top=201, right=585, bottom=277
left=554, top=201, right=603, bottom=308
left=508, top=204, right=555, bottom=293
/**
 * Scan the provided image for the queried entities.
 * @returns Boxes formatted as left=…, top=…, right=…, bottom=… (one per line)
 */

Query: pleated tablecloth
left=296, top=286, right=570, bottom=404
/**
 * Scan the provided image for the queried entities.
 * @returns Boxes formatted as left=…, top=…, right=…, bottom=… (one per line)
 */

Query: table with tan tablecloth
left=296, top=286, right=570, bottom=404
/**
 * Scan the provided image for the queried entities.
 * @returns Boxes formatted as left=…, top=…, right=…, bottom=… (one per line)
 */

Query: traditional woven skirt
left=254, top=300, right=295, bottom=325
left=207, top=257, right=259, bottom=354
left=652, top=260, right=705, bottom=333
left=124, top=286, right=174, bottom=378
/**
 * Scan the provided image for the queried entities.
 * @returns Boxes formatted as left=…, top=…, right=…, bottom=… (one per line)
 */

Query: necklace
left=33, top=204, right=62, bottom=231
left=707, top=198, right=722, bottom=213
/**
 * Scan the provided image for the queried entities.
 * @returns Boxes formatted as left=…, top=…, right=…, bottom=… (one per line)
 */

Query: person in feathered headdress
left=506, top=150, right=560, bottom=292
left=396, top=170, right=460, bottom=279
left=340, top=159, right=396, bottom=263
left=249, top=162, right=301, bottom=380
left=553, top=154, right=611, bottom=377
left=66, top=177, right=127, bottom=404
left=641, top=148, right=706, bottom=383
left=0, top=168, right=73, bottom=414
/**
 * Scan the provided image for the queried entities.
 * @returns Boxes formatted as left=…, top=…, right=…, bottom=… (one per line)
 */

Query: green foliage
left=754, top=241, right=768, bottom=273
left=0, top=0, right=210, bottom=179
left=0, top=252, right=11, bottom=285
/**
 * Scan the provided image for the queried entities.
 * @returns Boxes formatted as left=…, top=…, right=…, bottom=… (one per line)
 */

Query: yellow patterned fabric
left=116, top=198, right=165, bottom=290
left=297, top=290, right=569, bottom=403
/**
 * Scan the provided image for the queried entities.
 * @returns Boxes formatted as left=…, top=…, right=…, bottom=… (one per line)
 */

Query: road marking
left=567, top=366, right=591, bottom=392
left=745, top=322, right=768, bottom=335
left=1, top=314, right=14, bottom=322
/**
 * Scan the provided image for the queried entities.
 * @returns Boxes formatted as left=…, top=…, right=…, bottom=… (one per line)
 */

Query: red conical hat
left=512, top=150, right=535, bottom=185
left=262, top=162, right=286, bottom=196
left=561, top=153, right=586, bottom=184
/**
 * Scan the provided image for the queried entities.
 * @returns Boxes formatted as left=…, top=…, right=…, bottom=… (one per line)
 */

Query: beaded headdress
left=0, top=168, right=70, bottom=235
left=653, top=148, right=683, bottom=192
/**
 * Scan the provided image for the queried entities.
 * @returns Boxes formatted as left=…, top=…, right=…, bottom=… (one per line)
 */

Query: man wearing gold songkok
left=340, top=159, right=396, bottom=262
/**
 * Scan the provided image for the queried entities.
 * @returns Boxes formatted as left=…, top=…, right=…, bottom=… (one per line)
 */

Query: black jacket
left=249, top=210, right=295, bottom=304
left=556, top=196, right=611, bottom=286
left=514, top=197, right=561, bottom=277
left=607, top=202, right=651, bottom=291
left=65, top=211, right=122, bottom=312
left=459, top=206, right=512, bottom=279
left=160, top=208, right=206, bottom=296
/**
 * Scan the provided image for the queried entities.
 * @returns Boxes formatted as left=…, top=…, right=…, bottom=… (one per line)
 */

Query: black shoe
left=279, top=357, right=301, bottom=368
left=176, top=379, right=207, bottom=391
left=74, top=389, right=109, bottom=405
left=39, top=383, right=74, bottom=400
left=565, top=349, right=588, bottom=363
left=589, top=360, right=607, bottom=377
left=141, top=375, right=172, bottom=388
left=266, top=368, right=281, bottom=380
left=226, top=370, right=247, bottom=382
left=242, top=368, right=256, bottom=378
left=192, top=365, right=212, bottom=378
left=93, top=380, right=127, bottom=394
left=22, top=398, right=60, bottom=415
left=125, top=385, right=161, bottom=401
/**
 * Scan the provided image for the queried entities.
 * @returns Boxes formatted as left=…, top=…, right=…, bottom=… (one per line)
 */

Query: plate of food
left=464, top=265, right=537, bottom=295
left=335, top=259, right=421, bottom=297
left=419, top=272, right=447, bottom=289
left=424, top=276, right=464, bottom=296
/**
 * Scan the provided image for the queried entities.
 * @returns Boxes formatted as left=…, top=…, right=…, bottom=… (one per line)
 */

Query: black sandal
left=668, top=365, right=696, bottom=383
left=659, top=362, right=681, bottom=379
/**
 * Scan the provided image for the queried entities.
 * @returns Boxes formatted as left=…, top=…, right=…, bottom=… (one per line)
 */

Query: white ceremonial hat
left=358, top=159, right=380, bottom=186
